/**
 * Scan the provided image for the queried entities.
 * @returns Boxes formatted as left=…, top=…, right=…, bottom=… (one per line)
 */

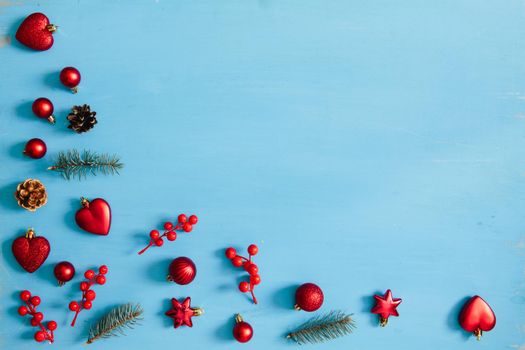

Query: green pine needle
left=286, top=311, right=355, bottom=345
left=86, top=303, right=143, bottom=344
left=48, top=149, right=124, bottom=180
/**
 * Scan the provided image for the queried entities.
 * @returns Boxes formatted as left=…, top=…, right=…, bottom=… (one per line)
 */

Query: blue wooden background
left=1, top=1, right=524, bottom=349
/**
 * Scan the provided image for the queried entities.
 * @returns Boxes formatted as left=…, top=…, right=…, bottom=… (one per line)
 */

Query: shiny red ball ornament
left=295, top=283, right=324, bottom=312
left=54, top=261, right=75, bottom=286
left=23, top=138, right=47, bottom=159
left=60, top=67, right=81, bottom=93
left=233, top=314, right=253, bottom=343
left=458, top=295, right=496, bottom=340
left=75, top=197, right=112, bottom=235
left=371, top=289, right=402, bottom=327
left=167, top=257, right=196, bottom=285
left=32, top=97, right=55, bottom=124
left=15, top=13, right=56, bottom=51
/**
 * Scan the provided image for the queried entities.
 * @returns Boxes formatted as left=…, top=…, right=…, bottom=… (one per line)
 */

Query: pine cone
left=67, top=104, right=97, bottom=133
left=14, top=179, right=48, bottom=211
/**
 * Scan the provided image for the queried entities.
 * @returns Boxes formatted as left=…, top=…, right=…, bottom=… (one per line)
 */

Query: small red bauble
left=233, top=314, right=253, bottom=343
left=295, top=283, right=324, bottom=312
left=32, top=98, right=55, bottom=124
left=75, top=197, right=112, bottom=235
left=54, top=261, right=75, bottom=286
left=15, top=13, right=56, bottom=51
left=458, top=295, right=496, bottom=340
left=23, top=138, right=47, bottom=159
left=167, top=257, right=196, bottom=285
left=371, top=289, right=402, bottom=327
left=12, top=229, right=50, bottom=273
left=60, top=67, right=81, bottom=93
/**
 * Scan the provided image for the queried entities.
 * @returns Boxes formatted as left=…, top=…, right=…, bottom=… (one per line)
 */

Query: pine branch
left=48, top=149, right=124, bottom=180
left=286, top=311, right=355, bottom=345
left=86, top=303, right=143, bottom=344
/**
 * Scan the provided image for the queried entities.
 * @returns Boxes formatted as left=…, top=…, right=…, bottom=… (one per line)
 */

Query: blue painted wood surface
left=1, top=1, right=524, bottom=349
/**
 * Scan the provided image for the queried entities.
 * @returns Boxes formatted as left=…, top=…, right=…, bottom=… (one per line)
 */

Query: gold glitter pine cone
left=14, top=179, right=48, bottom=211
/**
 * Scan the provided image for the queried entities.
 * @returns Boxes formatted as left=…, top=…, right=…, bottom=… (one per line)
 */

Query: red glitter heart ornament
left=459, top=295, right=496, bottom=340
left=12, top=229, right=50, bottom=273
left=75, top=197, right=111, bottom=235
left=15, top=13, right=56, bottom=51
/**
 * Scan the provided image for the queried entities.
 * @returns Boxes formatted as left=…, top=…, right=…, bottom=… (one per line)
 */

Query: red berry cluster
left=69, top=265, right=108, bottom=327
left=138, top=214, right=198, bottom=255
left=225, top=244, right=261, bottom=304
left=18, top=290, right=57, bottom=343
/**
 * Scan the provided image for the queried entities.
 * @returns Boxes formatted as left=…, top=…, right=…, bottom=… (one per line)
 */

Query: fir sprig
left=86, top=303, right=143, bottom=344
left=48, top=149, right=124, bottom=180
left=286, top=311, right=355, bottom=345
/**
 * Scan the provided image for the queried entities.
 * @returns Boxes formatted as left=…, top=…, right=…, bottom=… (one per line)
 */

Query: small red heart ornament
left=12, top=229, right=50, bottom=273
left=75, top=197, right=112, bottom=235
left=459, top=295, right=496, bottom=340
left=15, top=12, right=56, bottom=51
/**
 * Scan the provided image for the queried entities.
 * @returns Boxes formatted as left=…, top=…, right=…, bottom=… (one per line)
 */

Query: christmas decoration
left=138, top=214, right=199, bottom=255
left=54, top=261, right=76, bottom=286
left=295, top=283, right=324, bottom=312
left=17, top=290, right=57, bottom=343
left=75, top=197, right=112, bottom=235
left=60, top=67, right=81, bottom=93
left=225, top=244, right=261, bottom=304
left=286, top=311, right=355, bottom=345
left=371, top=289, right=402, bottom=327
left=458, top=295, right=496, bottom=340
left=69, top=265, right=108, bottom=327
left=15, top=13, right=56, bottom=51
left=14, top=179, right=48, bottom=211
left=12, top=229, right=50, bottom=273
left=167, top=257, right=196, bottom=285
left=86, top=303, right=143, bottom=344
left=67, top=104, right=97, bottom=133
left=32, top=97, right=55, bottom=124
left=23, top=138, right=47, bottom=159
left=165, top=297, right=203, bottom=329
left=232, top=314, right=253, bottom=343
left=48, top=150, right=123, bottom=180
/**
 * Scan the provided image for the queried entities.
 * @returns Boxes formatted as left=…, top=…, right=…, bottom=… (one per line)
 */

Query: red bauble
left=459, top=295, right=496, bottom=340
left=75, top=197, right=112, bottom=235
left=60, top=67, right=81, bottom=93
left=12, top=229, right=50, bottom=273
left=23, top=138, right=47, bottom=159
left=371, top=289, right=402, bottom=327
left=165, top=297, right=204, bottom=328
left=54, top=261, right=76, bottom=286
left=32, top=98, right=55, bottom=124
left=233, top=314, right=253, bottom=343
left=168, top=257, right=196, bottom=285
left=15, top=13, right=56, bottom=51
left=295, top=283, right=324, bottom=312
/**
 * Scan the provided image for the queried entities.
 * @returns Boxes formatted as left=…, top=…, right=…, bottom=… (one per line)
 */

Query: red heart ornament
left=15, top=12, right=56, bottom=51
left=75, top=197, right=111, bottom=235
left=459, top=295, right=496, bottom=340
left=12, top=229, right=50, bottom=273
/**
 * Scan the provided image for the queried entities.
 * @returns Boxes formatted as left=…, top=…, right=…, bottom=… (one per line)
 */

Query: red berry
left=30, top=296, right=41, bottom=306
left=20, top=290, right=31, bottom=301
left=99, top=265, right=108, bottom=275
left=30, top=318, right=39, bottom=327
left=166, top=231, right=177, bottom=241
left=47, top=320, right=57, bottom=331
left=183, top=223, right=192, bottom=232
left=177, top=214, right=187, bottom=223
left=18, top=306, right=29, bottom=316
left=149, top=230, right=160, bottom=240
left=247, top=264, right=259, bottom=276
left=188, top=215, right=198, bottom=225
left=80, top=282, right=89, bottom=291
left=232, top=256, right=244, bottom=267
left=84, top=269, right=95, bottom=279
left=69, top=301, right=79, bottom=311
left=85, top=290, right=96, bottom=301
left=34, top=330, right=46, bottom=342
left=251, top=274, right=261, bottom=285
left=96, top=275, right=106, bottom=285
left=83, top=301, right=92, bottom=309
left=247, top=244, right=258, bottom=256
left=239, top=281, right=250, bottom=293
left=225, top=247, right=237, bottom=259
left=164, top=222, right=173, bottom=230
left=33, top=312, right=44, bottom=322
left=155, top=238, right=164, bottom=246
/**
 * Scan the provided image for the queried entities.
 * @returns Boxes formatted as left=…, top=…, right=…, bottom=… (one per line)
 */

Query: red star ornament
left=371, top=289, right=402, bottom=327
left=165, top=297, right=204, bottom=329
